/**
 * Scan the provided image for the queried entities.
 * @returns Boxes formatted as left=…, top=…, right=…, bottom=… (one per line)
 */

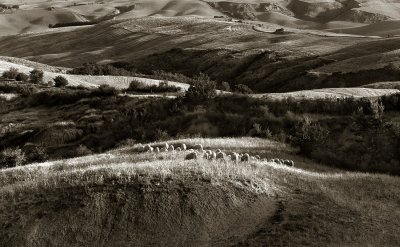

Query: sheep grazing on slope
left=162, top=143, right=169, bottom=150
left=155, top=147, right=160, bottom=153
left=284, top=160, right=295, bottom=167
left=193, top=144, right=203, bottom=152
left=241, top=153, right=250, bottom=162
left=231, top=152, right=240, bottom=163
left=216, top=151, right=225, bottom=160
left=209, top=151, right=217, bottom=160
left=203, top=153, right=210, bottom=159
left=144, top=144, right=153, bottom=152
left=185, top=152, right=198, bottom=160
left=168, top=145, right=175, bottom=152
left=181, top=144, right=187, bottom=150
left=176, top=147, right=182, bottom=152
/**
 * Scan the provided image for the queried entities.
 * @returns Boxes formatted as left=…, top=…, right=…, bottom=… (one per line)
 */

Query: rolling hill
left=1, top=137, right=399, bottom=246
left=1, top=0, right=400, bottom=36
left=1, top=15, right=399, bottom=93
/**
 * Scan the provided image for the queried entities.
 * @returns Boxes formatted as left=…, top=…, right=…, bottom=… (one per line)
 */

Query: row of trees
left=2, top=67, right=69, bottom=87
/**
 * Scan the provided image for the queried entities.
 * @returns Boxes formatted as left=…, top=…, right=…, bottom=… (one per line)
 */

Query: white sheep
left=155, top=147, right=160, bottom=153
left=181, top=144, right=187, bottom=150
left=209, top=151, right=217, bottom=160
left=168, top=145, right=175, bottom=152
left=144, top=144, right=153, bottom=152
left=163, top=143, right=169, bottom=150
left=176, top=147, right=182, bottom=152
left=216, top=151, right=225, bottom=160
left=241, top=153, right=250, bottom=162
left=193, top=144, right=203, bottom=152
left=231, top=153, right=240, bottom=163
left=284, top=160, right=295, bottom=167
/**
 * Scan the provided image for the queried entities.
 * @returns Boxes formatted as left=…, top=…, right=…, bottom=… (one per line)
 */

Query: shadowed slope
left=0, top=138, right=399, bottom=246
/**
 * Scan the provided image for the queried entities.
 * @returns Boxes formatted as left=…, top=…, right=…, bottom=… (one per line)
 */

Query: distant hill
left=1, top=0, right=400, bottom=35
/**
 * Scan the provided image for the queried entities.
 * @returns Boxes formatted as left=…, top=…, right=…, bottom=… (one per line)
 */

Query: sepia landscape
left=0, top=0, right=399, bottom=246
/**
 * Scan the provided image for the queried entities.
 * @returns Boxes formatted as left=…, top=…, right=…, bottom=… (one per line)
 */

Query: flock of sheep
left=141, top=142, right=295, bottom=167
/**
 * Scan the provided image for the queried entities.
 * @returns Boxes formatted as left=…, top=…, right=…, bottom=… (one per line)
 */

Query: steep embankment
left=1, top=138, right=399, bottom=246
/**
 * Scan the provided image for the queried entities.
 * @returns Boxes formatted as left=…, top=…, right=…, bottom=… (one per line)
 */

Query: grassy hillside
left=0, top=137, right=399, bottom=246
left=1, top=16, right=400, bottom=92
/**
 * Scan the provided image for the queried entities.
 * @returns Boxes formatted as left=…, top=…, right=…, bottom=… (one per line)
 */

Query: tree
left=53, top=75, right=69, bottom=87
left=94, top=84, right=119, bottom=96
left=0, top=148, right=26, bottom=169
left=2, top=67, right=19, bottom=80
left=15, top=72, right=29, bottom=82
left=185, top=73, right=217, bottom=102
left=292, top=117, right=329, bottom=155
left=234, top=84, right=253, bottom=94
left=220, top=81, right=231, bottom=91
left=128, top=79, right=145, bottom=91
left=29, top=69, right=44, bottom=84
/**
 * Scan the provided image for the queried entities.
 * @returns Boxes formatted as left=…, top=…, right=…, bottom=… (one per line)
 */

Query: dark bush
left=54, top=76, right=69, bottom=87
left=15, top=72, right=29, bottom=82
left=292, top=117, right=329, bottom=155
left=93, top=84, right=119, bottom=97
left=234, top=84, right=253, bottom=94
left=69, top=62, right=135, bottom=76
left=0, top=148, right=26, bottom=169
left=0, top=82, right=37, bottom=96
left=185, top=73, right=217, bottom=102
left=2, top=67, right=19, bottom=80
left=29, top=69, right=44, bottom=84
left=22, top=143, right=48, bottom=163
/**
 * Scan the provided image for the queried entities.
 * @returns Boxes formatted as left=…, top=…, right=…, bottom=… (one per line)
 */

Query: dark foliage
left=2, top=67, right=19, bottom=80
left=29, top=69, right=44, bottom=84
left=49, top=21, right=98, bottom=28
left=53, top=76, right=69, bottom=87
left=15, top=72, right=29, bottom=82
left=69, top=63, right=136, bottom=76
left=185, top=73, right=217, bottom=103
left=0, top=148, right=26, bottom=169
left=127, top=79, right=180, bottom=93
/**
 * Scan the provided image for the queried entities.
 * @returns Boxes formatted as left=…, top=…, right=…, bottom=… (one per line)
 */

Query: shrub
left=53, top=75, right=69, bottom=87
left=2, top=67, right=19, bottom=80
left=128, top=79, right=146, bottom=91
left=0, top=148, right=26, bottom=169
left=22, top=144, right=48, bottom=163
left=76, top=145, right=93, bottom=156
left=15, top=72, right=29, bottom=82
left=93, top=84, right=119, bottom=97
left=185, top=73, right=217, bottom=102
left=220, top=81, right=231, bottom=91
left=292, top=117, right=329, bottom=155
left=0, top=82, right=37, bottom=96
left=234, top=84, right=253, bottom=94
left=29, top=69, right=44, bottom=84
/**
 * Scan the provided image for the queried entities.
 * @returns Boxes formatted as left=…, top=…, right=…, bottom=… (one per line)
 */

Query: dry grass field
left=0, top=137, right=399, bottom=246
left=1, top=1, right=400, bottom=246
